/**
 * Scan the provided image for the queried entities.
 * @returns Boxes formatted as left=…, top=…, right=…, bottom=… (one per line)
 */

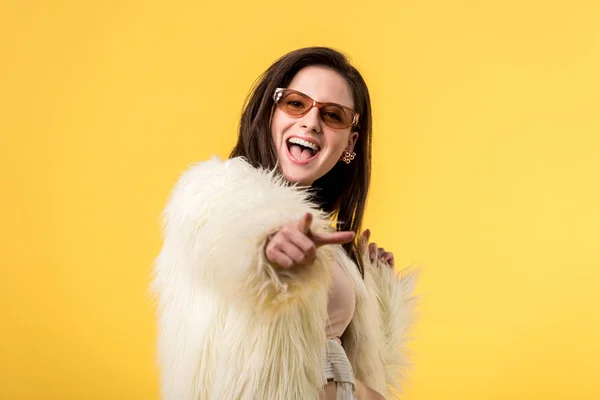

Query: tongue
left=289, top=144, right=314, bottom=161
left=301, top=148, right=313, bottom=160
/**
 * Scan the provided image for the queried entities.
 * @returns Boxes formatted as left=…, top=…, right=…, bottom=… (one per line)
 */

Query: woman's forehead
left=287, top=66, right=354, bottom=109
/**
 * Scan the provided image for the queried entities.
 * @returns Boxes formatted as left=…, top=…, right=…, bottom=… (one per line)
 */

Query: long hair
left=230, top=47, right=372, bottom=276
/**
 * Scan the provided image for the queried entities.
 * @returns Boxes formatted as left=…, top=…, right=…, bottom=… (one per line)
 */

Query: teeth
left=288, top=137, right=320, bottom=152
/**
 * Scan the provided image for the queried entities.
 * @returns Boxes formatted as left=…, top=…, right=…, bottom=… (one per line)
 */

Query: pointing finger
left=313, top=230, right=355, bottom=247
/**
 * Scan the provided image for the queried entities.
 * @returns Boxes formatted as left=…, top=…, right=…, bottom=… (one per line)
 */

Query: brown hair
left=230, top=47, right=372, bottom=275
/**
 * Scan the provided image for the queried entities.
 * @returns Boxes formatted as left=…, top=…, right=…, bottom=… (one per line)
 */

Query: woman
left=152, top=47, right=417, bottom=399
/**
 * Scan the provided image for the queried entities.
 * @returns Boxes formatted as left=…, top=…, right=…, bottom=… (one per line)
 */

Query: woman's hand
left=265, top=213, right=355, bottom=269
left=361, top=229, right=394, bottom=268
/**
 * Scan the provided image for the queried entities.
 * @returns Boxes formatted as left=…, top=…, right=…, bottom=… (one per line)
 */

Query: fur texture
left=151, top=157, right=418, bottom=399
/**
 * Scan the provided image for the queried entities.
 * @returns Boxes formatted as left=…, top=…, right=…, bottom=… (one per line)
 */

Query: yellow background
left=1, top=0, right=599, bottom=399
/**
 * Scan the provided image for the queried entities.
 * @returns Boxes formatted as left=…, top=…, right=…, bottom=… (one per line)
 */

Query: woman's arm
left=151, top=157, right=334, bottom=399
left=362, top=236, right=419, bottom=398
left=365, top=258, right=418, bottom=394
left=152, top=157, right=333, bottom=313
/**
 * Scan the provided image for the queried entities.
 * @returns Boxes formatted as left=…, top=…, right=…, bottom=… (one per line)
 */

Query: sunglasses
left=272, top=88, right=359, bottom=130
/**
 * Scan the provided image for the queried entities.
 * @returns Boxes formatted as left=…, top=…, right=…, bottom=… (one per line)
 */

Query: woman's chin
left=281, top=166, right=317, bottom=187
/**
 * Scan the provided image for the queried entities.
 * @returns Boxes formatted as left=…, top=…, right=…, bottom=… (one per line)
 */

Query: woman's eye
left=324, top=111, right=342, bottom=121
left=287, top=100, right=304, bottom=108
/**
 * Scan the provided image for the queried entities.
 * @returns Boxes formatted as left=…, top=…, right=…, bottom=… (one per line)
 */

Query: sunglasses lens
left=320, top=105, right=354, bottom=129
left=276, top=91, right=312, bottom=116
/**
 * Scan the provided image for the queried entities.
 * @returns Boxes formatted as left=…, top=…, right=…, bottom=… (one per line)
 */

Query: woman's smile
left=286, top=136, right=322, bottom=164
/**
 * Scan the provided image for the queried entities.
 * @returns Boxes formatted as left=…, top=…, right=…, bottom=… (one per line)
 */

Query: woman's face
left=271, top=66, right=358, bottom=186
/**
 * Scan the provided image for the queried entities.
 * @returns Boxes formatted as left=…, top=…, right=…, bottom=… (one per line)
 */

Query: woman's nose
left=299, top=107, right=322, bottom=133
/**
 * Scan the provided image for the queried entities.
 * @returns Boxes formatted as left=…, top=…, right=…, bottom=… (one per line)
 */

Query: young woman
left=152, top=47, right=417, bottom=399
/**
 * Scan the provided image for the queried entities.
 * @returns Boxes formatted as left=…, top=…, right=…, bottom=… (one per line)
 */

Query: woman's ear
left=345, top=131, right=359, bottom=153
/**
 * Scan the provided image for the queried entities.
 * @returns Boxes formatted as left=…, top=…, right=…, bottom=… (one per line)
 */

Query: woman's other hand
left=266, top=213, right=355, bottom=269
left=361, top=229, right=394, bottom=268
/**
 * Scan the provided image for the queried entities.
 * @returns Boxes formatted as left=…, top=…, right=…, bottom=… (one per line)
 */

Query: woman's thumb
left=298, top=212, right=313, bottom=235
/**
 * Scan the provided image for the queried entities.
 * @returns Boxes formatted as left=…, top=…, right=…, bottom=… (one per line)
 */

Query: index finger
left=312, top=230, right=355, bottom=247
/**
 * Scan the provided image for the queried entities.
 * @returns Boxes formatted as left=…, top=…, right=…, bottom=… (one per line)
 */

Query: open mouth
left=286, top=137, right=321, bottom=162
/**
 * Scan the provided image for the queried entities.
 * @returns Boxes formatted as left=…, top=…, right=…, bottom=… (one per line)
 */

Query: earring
left=341, top=151, right=356, bottom=164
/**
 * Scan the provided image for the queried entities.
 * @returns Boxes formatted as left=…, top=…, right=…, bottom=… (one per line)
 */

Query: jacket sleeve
left=152, top=157, right=332, bottom=313
left=363, top=255, right=419, bottom=399
left=150, top=157, right=332, bottom=399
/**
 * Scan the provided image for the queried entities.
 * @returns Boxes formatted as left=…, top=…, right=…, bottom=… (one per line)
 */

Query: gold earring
left=342, top=151, right=356, bottom=164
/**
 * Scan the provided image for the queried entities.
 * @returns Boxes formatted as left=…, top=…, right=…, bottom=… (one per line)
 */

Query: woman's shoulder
left=169, top=156, right=299, bottom=205
left=163, top=155, right=326, bottom=231
left=182, top=155, right=253, bottom=178
left=174, top=156, right=268, bottom=188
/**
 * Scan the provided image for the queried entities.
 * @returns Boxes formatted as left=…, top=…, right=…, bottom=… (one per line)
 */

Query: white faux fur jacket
left=151, top=156, right=418, bottom=400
